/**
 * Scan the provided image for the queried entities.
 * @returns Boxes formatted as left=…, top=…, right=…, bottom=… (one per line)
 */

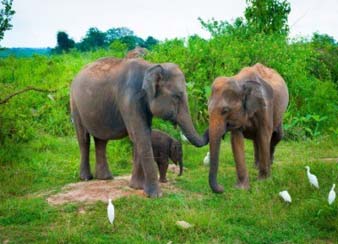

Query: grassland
left=0, top=132, right=337, bottom=243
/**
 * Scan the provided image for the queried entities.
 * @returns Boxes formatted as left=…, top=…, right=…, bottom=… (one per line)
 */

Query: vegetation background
left=0, top=0, right=337, bottom=243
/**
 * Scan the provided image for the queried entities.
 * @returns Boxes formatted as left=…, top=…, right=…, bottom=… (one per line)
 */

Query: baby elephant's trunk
left=170, top=140, right=183, bottom=177
left=178, top=160, right=183, bottom=176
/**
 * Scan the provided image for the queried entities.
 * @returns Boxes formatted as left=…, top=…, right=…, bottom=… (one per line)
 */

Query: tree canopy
left=54, top=31, right=75, bottom=53
left=55, top=26, right=159, bottom=53
left=245, top=0, right=291, bottom=35
left=0, top=0, right=15, bottom=43
left=199, top=0, right=291, bottom=37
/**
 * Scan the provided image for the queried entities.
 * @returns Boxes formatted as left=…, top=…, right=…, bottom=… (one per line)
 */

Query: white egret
left=279, top=190, right=292, bottom=203
left=107, top=198, right=115, bottom=224
left=305, top=166, right=319, bottom=189
left=203, top=152, right=210, bottom=166
left=328, top=184, right=336, bottom=205
left=180, top=132, right=189, bottom=143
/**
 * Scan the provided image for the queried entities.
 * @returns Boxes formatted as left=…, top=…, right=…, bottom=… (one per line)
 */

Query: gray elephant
left=70, top=57, right=208, bottom=197
left=150, top=130, right=183, bottom=183
left=207, top=63, right=289, bottom=193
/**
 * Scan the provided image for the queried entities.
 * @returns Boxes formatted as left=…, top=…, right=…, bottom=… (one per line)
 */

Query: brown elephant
left=208, top=63, right=289, bottom=193
left=132, top=130, right=183, bottom=183
left=70, top=57, right=208, bottom=197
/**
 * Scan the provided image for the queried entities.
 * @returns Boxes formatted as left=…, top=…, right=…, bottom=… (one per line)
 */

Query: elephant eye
left=221, top=107, right=230, bottom=115
left=173, top=92, right=183, bottom=100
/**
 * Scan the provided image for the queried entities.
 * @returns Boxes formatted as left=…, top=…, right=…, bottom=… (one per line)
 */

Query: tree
left=144, top=36, right=158, bottom=49
left=244, top=0, right=291, bottom=35
left=119, top=35, right=145, bottom=50
left=105, top=27, right=134, bottom=43
left=311, top=33, right=338, bottom=83
left=0, top=0, right=15, bottom=42
left=77, top=27, right=106, bottom=51
left=198, top=17, right=247, bottom=37
left=55, top=31, right=75, bottom=53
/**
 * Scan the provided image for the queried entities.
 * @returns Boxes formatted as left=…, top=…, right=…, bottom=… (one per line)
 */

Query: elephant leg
left=253, top=139, right=259, bottom=168
left=94, top=137, right=113, bottom=180
left=256, top=129, right=272, bottom=179
left=73, top=112, right=93, bottom=181
left=158, top=158, right=169, bottom=183
left=130, top=139, right=161, bottom=197
left=231, top=130, right=249, bottom=189
left=130, top=145, right=145, bottom=189
left=270, top=124, right=283, bottom=164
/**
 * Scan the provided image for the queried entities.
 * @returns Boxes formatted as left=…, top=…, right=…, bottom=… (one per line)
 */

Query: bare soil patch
left=47, top=171, right=182, bottom=206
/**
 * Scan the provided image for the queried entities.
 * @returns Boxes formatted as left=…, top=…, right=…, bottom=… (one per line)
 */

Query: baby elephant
left=151, top=130, right=183, bottom=183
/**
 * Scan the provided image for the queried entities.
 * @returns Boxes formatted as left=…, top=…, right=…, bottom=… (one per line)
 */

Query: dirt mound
left=47, top=173, right=181, bottom=205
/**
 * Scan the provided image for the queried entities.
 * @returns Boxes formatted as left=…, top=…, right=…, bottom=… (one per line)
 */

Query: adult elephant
left=208, top=63, right=288, bottom=193
left=70, top=57, right=208, bottom=197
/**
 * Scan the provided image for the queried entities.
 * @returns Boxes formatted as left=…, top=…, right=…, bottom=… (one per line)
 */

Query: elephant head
left=170, top=140, right=183, bottom=176
left=208, top=76, right=273, bottom=193
left=142, top=64, right=208, bottom=147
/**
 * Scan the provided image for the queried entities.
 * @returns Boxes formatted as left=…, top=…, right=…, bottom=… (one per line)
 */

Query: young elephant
left=151, top=130, right=183, bottom=182
left=208, top=63, right=289, bottom=193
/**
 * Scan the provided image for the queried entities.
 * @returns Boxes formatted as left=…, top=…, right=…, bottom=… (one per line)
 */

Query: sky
left=2, top=0, right=338, bottom=48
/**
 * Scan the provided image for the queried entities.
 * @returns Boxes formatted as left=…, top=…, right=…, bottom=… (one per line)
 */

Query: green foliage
left=76, top=27, right=106, bottom=51
left=0, top=49, right=127, bottom=144
left=54, top=31, right=75, bottom=53
left=146, top=31, right=338, bottom=139
left=108, top=40, right=128, bottom=57
left=199, top=0, right=291, bottom=38
left=58, top=26, right=159, bottom=53
left=105, top=27, right=134, bottom=43
left=0, top=0, right=15, bottom=42
left=310, top=32, right=338, bottom=84
left=119, top=35, right=145, bottom=50
left=245, top=0, right=291, bottom=35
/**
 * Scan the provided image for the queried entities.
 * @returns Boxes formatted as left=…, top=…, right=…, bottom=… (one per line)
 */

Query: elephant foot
left=129, top=178, right=144, bottom=190
left=210, top=183, right=224, bottom=193
left=258, top=171, right=270, bottom=180
left=235, top=181, right=250, bottom=190
left=80, top=172, right=93, bottom=181
left=80, top=166, right=93, bottom=181
left=159, top=178, right=168, bottom=183
left=144, top=182, right=162, bottom=198
left=95, top=170, right=113, bottom=180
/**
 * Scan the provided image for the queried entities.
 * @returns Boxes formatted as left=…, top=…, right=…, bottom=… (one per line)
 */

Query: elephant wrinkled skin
left=70, top=57, right=208, bottom=198
left=208, top=63, right=289, bottom=193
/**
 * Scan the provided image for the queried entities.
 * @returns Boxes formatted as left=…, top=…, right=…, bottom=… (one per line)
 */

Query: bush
left=1, top=31, right=337, bottom=143
left=146, top=33, right=338, bottom=139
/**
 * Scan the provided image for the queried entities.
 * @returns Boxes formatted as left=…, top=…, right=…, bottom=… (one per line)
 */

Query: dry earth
left=47, top=165, right=182, bottom=205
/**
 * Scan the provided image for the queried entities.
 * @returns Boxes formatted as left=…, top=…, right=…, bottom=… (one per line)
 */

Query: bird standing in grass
left=180, top=132, right=189, bottom=143
left=305, top=166, right=319, bottom=189
left=203, top=152, right=210, bottom=166
left=279, top=190, right=292, bottom=203
left=328, top=184, right=336, bottom=205
left=107, top=198, right=115, bottom=224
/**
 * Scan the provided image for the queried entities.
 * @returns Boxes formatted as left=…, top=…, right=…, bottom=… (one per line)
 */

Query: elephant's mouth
left=163, top=112, right=177, bottom=125
left=226, top=122, right=239, bottom=130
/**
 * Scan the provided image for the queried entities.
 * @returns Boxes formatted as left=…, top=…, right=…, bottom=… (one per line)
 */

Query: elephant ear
left=242, top=77, right=273, bottom=117
left=142, top=65, right=165, bottom=99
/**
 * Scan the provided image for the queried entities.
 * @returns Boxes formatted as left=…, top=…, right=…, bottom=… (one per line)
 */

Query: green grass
left=0, top=133, right=337, bottom=243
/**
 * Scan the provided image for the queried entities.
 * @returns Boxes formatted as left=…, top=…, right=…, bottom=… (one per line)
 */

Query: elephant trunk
left=177, top=103, right=209, bottom=147
left=209, top=117, right=226, bottom=193
left=178, top=160, right=183, bottom=176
